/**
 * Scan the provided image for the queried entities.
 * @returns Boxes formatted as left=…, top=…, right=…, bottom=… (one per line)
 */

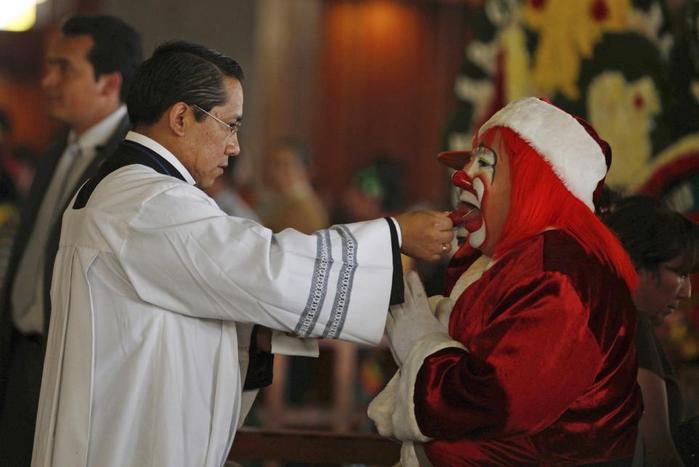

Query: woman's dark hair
left=601, top=194, right=699, bottom=274
left=62, top=14, right=143, bottom=102
left=126, top=41, right=243, bottom=126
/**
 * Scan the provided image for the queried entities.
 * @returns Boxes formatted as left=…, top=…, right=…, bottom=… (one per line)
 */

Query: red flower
left=591, top=0, right=609, bottom=21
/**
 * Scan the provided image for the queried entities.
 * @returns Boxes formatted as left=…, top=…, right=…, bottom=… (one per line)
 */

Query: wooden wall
left=0, top=30, right=59, bottom=156
left=313, top=0, right=469, bottom=209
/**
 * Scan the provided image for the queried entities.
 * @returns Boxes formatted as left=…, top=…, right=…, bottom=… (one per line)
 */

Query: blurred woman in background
left=603, top=195, right=699, bottom=466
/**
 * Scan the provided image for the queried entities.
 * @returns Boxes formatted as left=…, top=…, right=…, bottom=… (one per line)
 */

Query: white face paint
left=467, top=177, right=487, bottom=249
left=450, top=131, right=511, bottom=255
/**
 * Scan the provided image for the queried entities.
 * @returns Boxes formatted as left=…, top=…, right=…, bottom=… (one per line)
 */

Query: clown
left=369, top=97, right=643, bottom=466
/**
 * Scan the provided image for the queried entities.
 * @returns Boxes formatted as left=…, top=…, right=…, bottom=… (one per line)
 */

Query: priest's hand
left=386, top=271, right=447, bottom=365
left=395, top=210, right=454, bottom=261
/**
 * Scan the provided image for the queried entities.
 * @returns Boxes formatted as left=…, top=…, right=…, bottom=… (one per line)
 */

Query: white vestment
left=32, top=138, right=395, bottom=467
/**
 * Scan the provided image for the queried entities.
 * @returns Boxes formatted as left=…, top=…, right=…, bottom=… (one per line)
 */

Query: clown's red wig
left=484, top=127, right=637, bottom=291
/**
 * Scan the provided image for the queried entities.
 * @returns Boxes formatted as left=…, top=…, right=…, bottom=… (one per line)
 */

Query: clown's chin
left=468, top=223, right=486, bottom=249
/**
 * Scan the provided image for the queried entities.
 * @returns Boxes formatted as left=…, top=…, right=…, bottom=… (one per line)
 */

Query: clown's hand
left=428, top=295, right=455, bottom=327
left=386, top=271, right=448, bottom=365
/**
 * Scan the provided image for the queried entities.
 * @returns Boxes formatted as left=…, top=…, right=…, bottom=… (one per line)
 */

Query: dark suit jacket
left=0, top=114, right=130, bottom=403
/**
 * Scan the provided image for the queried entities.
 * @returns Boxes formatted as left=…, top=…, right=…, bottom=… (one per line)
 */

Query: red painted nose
left=452, top=170, right=471, bottom=190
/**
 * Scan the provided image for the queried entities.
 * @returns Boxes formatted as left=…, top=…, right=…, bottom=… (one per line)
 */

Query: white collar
left=124, top=131, right=196, bottom=185
left=68, top=105, right=128, bottom=154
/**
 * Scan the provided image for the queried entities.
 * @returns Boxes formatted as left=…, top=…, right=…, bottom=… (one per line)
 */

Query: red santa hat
left=438, top=97, right=609, bottom=211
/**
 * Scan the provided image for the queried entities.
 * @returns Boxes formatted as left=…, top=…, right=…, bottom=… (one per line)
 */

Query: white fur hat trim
left=479, top=97, right=606, bottom=211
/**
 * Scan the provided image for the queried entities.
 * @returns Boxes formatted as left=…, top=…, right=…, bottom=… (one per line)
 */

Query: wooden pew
left=228, top=427, right=400, bottom=465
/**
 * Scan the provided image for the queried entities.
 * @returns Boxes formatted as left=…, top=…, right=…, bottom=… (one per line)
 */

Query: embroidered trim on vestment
left=323, top=225, right=357, bottom=338
left=295, top=230, right=332, bottom=336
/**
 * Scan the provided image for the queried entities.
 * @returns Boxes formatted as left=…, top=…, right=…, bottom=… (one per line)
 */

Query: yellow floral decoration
left=586, top=71, right=660, bottom=188
left=522, top=0, right=631, bottom=99
left=501, top=22, right=534, bottom=102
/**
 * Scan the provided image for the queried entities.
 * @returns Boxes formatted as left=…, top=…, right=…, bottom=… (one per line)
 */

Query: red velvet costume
left=368, top=98, right=643, bottom=466
left=416, top=231, right=642, bottom=466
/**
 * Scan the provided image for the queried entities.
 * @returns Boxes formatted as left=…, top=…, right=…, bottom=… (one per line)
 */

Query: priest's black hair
left=126, top=40, right=243, bottom=126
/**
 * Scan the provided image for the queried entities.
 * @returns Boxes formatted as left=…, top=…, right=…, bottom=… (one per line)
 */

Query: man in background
left=0, top=14, right=142, bottom=465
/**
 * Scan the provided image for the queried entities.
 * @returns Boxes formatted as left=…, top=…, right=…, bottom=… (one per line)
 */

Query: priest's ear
left=167, top=102, right=189, bottom=137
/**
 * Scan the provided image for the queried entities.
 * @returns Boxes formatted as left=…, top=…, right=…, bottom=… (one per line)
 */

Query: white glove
left=386, top=271, right=448, bottom=365
left=428, top=295, right=454, bottom=327
left=435, top=296, right=454, bottom=327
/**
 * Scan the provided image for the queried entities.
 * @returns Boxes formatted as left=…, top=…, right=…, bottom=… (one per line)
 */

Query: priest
left=31, top=41, right=454, bottom=467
